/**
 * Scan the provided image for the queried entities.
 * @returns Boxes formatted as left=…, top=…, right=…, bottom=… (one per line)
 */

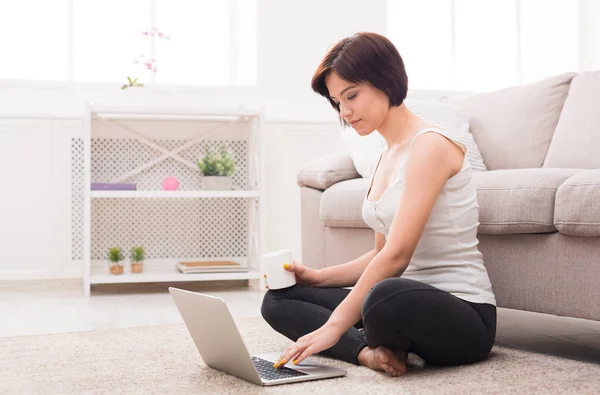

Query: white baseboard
left=0, top=261, right=82, bottom=281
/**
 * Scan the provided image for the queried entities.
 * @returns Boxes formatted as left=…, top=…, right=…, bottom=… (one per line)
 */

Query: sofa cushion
left=473, top=169, right=582, bottom=235
left=444, top=73, right=577, bottom=170
left=297, top=151, right=360, bottom=191
left=544, top=72, right=600, bottom=169
left=341, top=100, right=487, bottom=178
left=320, top=178, right=370, bottom=228
left=321, top=169, right=584, bottom=234
left=554, top=169, right=600, bottom=236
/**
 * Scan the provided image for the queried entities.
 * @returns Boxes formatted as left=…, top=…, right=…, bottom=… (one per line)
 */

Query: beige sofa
left=296, top=72, right=600, bottom=322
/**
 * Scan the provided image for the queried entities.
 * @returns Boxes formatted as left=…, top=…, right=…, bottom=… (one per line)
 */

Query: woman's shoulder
left=411, top=123, right=466, bottom=153
left=408, top=124, right=467, bottom=178
left=413, top=122, right=449, bottom=139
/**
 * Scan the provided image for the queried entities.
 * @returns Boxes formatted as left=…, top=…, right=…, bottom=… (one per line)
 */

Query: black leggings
left=261, top=278, right=496, bottom=366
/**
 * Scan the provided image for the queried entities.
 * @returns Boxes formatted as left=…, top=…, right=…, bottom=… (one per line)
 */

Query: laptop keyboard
left=251, top=356, right=308, bottom=381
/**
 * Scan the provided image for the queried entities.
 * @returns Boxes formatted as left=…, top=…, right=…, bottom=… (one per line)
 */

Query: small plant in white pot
left=107, top=247, right=125, bottom=275
left=197, top=146, right=235, bottom=190
left=130, top=246, right=145, bottom=273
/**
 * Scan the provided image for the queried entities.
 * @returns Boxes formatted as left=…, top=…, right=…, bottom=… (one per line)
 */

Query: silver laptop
left=169, top=287, right=347, bottom=386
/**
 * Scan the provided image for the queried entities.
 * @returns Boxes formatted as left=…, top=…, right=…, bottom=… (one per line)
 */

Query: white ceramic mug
left=262, top=249, right=297, bottom=290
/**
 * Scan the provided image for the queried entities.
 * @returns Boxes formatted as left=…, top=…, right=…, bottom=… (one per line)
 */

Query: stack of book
left=91, top=182, right=137, bottom=190
left=176, top=260, right=247, bottom=274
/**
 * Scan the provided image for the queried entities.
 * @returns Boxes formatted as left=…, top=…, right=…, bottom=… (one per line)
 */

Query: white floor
left=2, top=279, right=600, bottom=364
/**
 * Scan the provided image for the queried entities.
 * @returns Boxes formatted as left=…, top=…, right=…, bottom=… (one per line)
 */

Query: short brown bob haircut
left=311, top=32, right=408, bottom=127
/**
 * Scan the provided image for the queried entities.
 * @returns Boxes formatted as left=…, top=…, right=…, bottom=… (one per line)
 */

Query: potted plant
left=107, top=247, right=125, bottom=275
left=197, top=146, right=235, bottom=190
left=130, top=246, right=145, bottom=273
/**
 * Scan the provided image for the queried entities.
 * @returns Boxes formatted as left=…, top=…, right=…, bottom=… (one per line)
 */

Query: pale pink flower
left=141, top=27, right=171, bottom=40
left=127, top=27, right=169, bottom=82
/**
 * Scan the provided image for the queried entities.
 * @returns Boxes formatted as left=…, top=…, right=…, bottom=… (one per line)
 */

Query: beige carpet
left=1, top=317, right=599, bottom=395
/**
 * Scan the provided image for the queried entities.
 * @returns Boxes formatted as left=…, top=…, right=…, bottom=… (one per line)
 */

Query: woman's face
left=325, top=71, right=390, bottom=136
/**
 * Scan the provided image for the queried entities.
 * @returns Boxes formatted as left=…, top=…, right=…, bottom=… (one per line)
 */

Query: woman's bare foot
left=358, top=346, right=407, bottom=377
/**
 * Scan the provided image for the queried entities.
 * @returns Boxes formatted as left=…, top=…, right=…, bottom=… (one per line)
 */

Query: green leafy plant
left=130, top=246, right=145, bottom=262
left=121, top=76, right=144, bottom=90
left=107, top=247, right=125, bottom=265
left=197, top=146, right=235, bottom=176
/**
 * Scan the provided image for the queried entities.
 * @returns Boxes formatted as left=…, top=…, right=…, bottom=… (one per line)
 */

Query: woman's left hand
left=274, top=323, right=343, bottom=368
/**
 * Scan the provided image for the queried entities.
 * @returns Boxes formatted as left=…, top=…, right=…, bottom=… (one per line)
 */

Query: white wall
left=579, top=0, right=600, bottom=71
left=263, top=122, right=346, bottom=259
left=0, top=120, right=58, bottom=278
left=258, top=0, right=387, bottom=122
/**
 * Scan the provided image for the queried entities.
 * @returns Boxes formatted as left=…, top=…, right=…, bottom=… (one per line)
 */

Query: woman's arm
left=318, top=232, right=386, bottom=287
left=317, top=157, right=388, bottom=288
left=326, top=132, right=464, bottom=335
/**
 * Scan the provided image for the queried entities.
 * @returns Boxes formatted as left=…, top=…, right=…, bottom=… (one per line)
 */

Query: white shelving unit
left=82, top=103, right=264, bottom=296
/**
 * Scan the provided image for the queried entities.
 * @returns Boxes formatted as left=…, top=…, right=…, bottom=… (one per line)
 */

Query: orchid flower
left=123, top=27, right=169, bottom=88
left=140, top=27, right=171, bottom=40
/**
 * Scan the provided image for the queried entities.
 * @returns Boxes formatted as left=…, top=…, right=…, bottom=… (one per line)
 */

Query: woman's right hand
left=286, top=260, right=323, bottom=286
left=264, top=260, right=323, bottom=289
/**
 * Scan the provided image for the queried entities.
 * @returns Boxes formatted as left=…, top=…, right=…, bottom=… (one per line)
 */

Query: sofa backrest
left=445, top=72, right=577, bottom=170
left=543, top=71, right=600, bottom=169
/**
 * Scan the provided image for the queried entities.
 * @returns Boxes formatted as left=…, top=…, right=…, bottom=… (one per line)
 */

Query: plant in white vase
left=197, top=146, right=236, bottom=190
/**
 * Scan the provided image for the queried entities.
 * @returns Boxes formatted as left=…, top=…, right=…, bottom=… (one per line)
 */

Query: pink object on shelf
left=162, top=176, right=179, bottom=191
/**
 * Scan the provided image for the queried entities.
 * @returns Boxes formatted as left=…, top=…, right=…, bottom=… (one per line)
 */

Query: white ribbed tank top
left=362, top=128, right=496, bottom=305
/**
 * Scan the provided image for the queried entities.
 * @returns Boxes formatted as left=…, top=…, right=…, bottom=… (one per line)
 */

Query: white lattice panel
left=91, top=138, right=248, bottom=190
left=71, top=137, right=253, bottom=261
left=72, top=138, right=84, bottom=260
left=90, top=198, right=249, bottom=260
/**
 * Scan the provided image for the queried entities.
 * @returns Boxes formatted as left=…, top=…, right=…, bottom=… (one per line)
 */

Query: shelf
left=90, top=258, right=261, bottom=284
left=90, top=190, right=260, bottom=198
left=89, top=104, right=261, bottom=119
left=83, top=104, right=263, bottom=296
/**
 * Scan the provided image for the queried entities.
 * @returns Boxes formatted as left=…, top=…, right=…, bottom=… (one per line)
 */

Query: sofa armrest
left=296, top=151, right=361, bottom=191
